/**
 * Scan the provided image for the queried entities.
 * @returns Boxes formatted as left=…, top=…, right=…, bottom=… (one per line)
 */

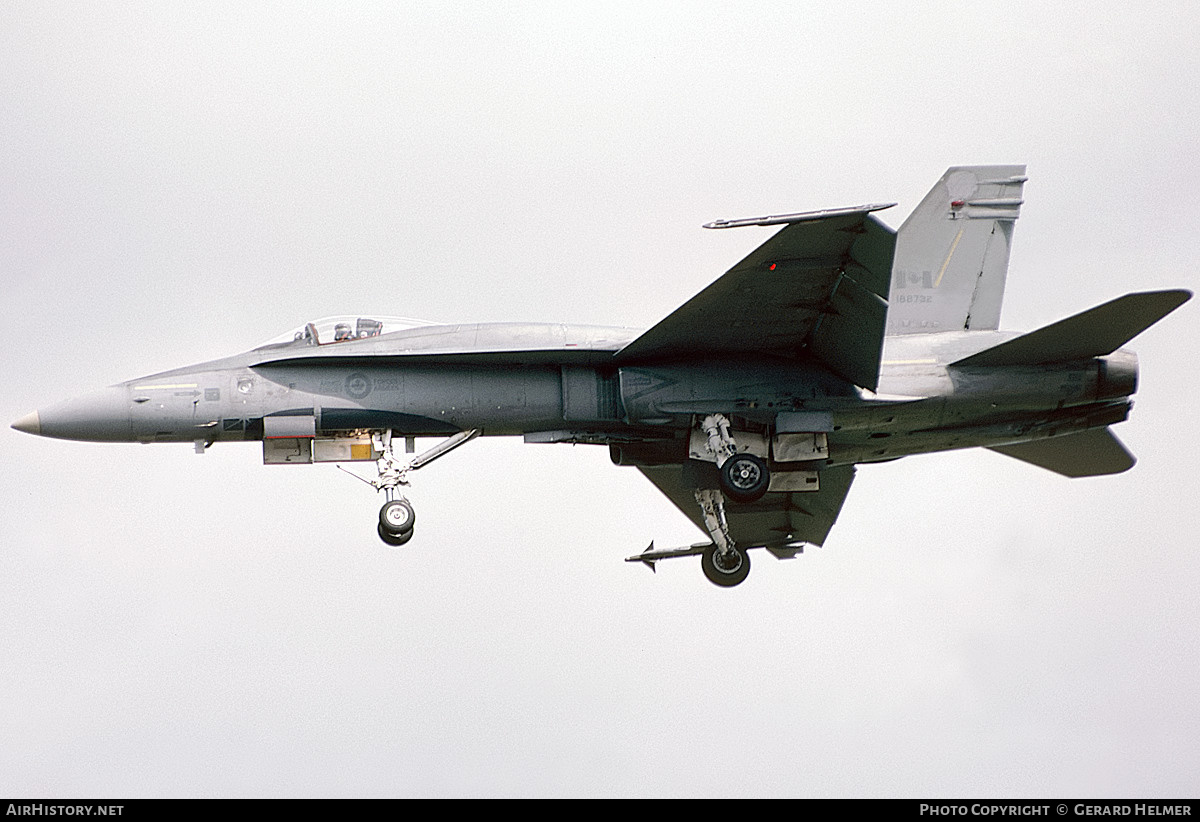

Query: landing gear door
left=263, top=415, right=316, bottom=464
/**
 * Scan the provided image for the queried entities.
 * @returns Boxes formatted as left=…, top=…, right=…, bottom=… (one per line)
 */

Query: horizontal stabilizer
left=987, top=427, right=1135, bottom=477
left=953, top=290, right=1192, bottom=367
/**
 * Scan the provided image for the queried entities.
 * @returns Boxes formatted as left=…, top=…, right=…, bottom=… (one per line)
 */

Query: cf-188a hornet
left=13, top=166, right=1190, bottom=586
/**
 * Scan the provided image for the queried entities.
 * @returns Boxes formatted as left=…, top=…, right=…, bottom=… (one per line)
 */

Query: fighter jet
left=12, top=166, right=1190, bottom=586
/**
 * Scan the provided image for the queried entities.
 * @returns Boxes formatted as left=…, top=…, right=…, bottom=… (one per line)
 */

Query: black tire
left=701, top=544, right=751, bottom=587
left=719, top=453, right=770, bottom=503
left=378, top=522, right=414, bottom=546
left=379, top=499, right=416, bottom=534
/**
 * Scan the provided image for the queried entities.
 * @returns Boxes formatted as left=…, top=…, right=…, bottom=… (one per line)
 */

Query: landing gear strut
left=369, top=430, right=417, bottom=547
left=694, top=487, right=751, bottom=587
left=623, top=486, right=761, bottom=587
left=340, top=428, right=479, bottom=547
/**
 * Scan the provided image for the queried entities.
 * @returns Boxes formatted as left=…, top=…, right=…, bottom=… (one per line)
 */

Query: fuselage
left=14, top=319, right=1139, bottom=471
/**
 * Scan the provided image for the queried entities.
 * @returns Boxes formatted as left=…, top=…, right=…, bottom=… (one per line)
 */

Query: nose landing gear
left=377, top=498, right=416, bottom=547
left=340, top=428, right=479, bottom=547
left=380, top=498, right=416, bottom=534
left=378, top=522, right=414, bottom=546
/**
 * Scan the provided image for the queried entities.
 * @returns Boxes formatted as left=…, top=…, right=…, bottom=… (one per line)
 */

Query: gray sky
left=2, top=1, right=1198, bottom=798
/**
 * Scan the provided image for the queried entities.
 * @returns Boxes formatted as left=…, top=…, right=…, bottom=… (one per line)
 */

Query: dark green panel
left=809, top=276, right=888, bottom=390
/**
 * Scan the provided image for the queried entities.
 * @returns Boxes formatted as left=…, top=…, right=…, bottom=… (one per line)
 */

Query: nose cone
left=13, top=386, right=132, bottom=442
left=11, top=410, right=41, bottom=435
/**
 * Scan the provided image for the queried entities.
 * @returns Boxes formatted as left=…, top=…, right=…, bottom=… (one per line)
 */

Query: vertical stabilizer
left=888, top=165, right=1026, bottom=335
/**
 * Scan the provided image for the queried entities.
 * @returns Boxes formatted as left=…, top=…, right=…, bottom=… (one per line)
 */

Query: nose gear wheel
left=333, top=428, right=479, bottom=548
left=379, top=499, right=416, bottom=534
left=378, top=523, right=415, bottom=547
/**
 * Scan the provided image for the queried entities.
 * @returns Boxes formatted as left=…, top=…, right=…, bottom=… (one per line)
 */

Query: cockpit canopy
left=256, top=315, right=436, bottom=349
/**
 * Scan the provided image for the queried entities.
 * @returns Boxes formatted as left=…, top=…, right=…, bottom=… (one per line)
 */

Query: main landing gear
left=624, top=414, right=772, bottom=586
left=625, top=486, right=755, bottom=587
left=701, top=542, right=750, bottom=587
left=341, top=428, right=479, bottom=548
left=698, top=414, right=763, bottom=585
left=700, top=414, right=770, bottom=503
left=720, top=453, right=769, bottom=503
left=694, top=487, right=751, bottom=587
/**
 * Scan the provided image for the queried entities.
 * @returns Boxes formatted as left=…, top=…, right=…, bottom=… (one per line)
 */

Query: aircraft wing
left=614, top=207, right=895, bottom=390
left=636, top=464, right=856, bottom=549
